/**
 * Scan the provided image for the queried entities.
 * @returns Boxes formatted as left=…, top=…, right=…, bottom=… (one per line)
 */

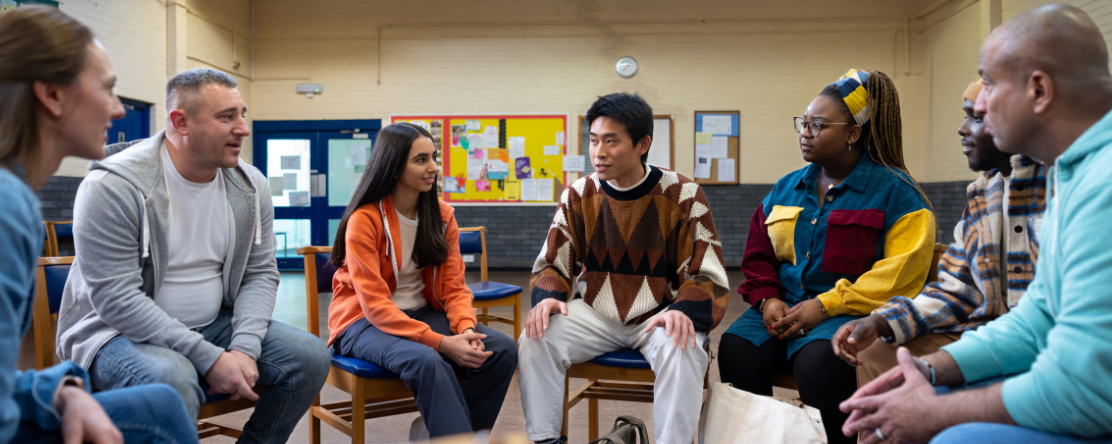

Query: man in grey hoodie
left=57, top=68, right=331, bottom=443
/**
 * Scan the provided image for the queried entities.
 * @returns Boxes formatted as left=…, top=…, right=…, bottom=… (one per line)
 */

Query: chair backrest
left=34, top=256, right=74, bottom=370
left=42, top=221, right=55, bottom=256
left=297, top=246, right=334, bottom=339
left=458, top=227, right=487, bottom=282
left=48, top=221, right=73, bottom=256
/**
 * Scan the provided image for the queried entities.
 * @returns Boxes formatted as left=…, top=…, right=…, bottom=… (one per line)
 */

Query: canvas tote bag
left=698, top=382, right=827, bottom=444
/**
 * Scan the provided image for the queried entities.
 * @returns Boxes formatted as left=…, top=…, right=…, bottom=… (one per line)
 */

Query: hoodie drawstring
left=141, top=196, right=151, bottom=258
left=254, top=190, right=262, bottom=245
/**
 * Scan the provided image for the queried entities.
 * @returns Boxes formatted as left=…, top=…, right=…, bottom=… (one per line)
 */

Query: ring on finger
left=875, top=429, right=885, bottom=440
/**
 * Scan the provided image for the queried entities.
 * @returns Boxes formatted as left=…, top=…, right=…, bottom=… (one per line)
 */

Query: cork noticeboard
left=693, top=111, right=740, bottom=185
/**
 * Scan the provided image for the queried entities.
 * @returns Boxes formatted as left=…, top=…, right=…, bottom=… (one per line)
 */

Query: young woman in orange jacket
left=328, top=123, right=517, bottom=437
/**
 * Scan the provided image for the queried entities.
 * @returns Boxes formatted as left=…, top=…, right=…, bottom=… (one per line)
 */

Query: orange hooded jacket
left=327, top=196, right=476, bottom=350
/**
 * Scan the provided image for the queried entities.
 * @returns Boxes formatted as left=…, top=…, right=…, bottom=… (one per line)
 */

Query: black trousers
left=717, top=333, right=858, bottom=444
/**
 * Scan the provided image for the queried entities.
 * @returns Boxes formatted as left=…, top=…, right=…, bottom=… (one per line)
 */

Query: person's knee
left=647, top=328, right=708, bottom=364
left=267, top=324, right=332, bottom=383
left=793, top=341, right=854, bottom=388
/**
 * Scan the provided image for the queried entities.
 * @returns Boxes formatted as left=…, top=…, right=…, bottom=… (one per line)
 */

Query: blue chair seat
left=588, top=349, right=651, bottom=370
left=331, top=354, right=400, bottom=379
left=468, top=281, right=522, bottom=301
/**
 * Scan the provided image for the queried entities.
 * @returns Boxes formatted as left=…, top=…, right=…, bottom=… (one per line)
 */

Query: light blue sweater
left=942, top=109, right=1112, bottom=437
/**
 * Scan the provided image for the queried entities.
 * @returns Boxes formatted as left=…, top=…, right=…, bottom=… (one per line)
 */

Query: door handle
left=311, top=174, right=327, bottom=197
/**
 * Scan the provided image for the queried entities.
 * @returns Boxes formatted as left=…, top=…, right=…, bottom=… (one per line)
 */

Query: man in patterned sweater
left=518, top=93, right=730, bottom=444
left=832, top=80, right=1048, bottom=386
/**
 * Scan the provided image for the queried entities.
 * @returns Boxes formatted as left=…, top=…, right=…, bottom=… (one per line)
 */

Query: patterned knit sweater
left=529, top=165, right=730, bottom=332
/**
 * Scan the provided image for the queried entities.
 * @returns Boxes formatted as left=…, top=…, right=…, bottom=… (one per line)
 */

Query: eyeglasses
left=794, top=117, right=853, bottom=137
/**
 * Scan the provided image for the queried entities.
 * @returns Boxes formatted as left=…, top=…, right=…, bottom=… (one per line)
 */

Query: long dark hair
left=820, top=70, right=933, bottom=211
left=330, top=123, right=448, bottom=268
left=0, top=6, right=93, bottom=176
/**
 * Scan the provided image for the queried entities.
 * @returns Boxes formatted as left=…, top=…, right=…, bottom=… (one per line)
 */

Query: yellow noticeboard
left=390, top=114, right=568, bottom=204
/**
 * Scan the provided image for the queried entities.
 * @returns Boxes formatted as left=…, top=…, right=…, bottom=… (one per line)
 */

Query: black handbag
left=589, top=416, right=650, bottom=444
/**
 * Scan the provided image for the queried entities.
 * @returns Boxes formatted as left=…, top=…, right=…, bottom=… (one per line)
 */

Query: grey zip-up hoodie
left=56, top=130, right=280, bottom=375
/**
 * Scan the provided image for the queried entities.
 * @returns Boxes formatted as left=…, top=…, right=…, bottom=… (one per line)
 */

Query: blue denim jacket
left=0, top=166, right=89, bottom=443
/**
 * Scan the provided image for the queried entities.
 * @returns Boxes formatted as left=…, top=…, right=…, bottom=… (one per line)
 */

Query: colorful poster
left=451, top=125, right=466, bottom=147
left=475, top=179, right=491, bottom=192
left=487, top=160, right=509, bottom=180
left=515, top=158, right=532, bottom=179
left=443, top=176, right=464, bottom=193
left=504, top=179, right=520, bottom=200
left=496, top=148, right=509, bottom=162
left=467, top=134, right=483, bottom=151
left=430, top=120, right=442, bottom=136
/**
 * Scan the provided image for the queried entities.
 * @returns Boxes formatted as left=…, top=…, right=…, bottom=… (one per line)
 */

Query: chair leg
left=481, top=307, right=489, bottom=327
left=588, top=395, right=599, bottom=441
left=351, top=379, right=366, bottom=444
left=512, top=302, right=521, bottom=341
left=561, top=374, right=570, bottom=438
left=309, top=395, right=321, bottom=444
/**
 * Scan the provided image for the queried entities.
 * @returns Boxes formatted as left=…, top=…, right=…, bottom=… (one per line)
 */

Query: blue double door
left=253, top=120, right=380, bottom=269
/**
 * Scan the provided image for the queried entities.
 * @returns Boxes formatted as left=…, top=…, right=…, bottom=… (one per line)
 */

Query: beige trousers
left=856, top=332, right=963, bottom=388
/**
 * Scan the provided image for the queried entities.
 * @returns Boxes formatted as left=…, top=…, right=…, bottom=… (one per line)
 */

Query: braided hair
left=821, top=70, right=934, bottom=211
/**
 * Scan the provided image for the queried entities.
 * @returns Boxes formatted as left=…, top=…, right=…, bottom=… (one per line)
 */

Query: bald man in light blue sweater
left=839, top=5, right=1112, bottom=444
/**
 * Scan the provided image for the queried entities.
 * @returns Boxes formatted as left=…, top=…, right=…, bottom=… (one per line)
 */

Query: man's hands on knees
left=526, top=298, right=567, bottom=340
left=832, top=314, right=891, bottom=365
left=644, top=310, right=698, bottom=350
left=205, top=350, right=260, bottom=402
left=440, top=330, right=492, bottom=369
left=57, top=386, right=123, bottom=444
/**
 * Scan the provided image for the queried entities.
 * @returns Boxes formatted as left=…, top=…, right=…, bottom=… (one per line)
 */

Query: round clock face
left=616, top=56, right=638, bottom=78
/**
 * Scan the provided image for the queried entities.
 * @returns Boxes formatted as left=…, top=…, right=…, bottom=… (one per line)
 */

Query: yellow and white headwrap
left=832, top=69, right=871, bottom=126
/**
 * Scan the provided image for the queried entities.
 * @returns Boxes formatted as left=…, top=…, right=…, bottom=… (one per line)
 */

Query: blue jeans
left=333, top=305, right=518, bottom=437
left=931, top=423, right=1112, bottom=444
left=12, top=383, right=198, bottom=444
left=88, top=309, right=331, bottom=444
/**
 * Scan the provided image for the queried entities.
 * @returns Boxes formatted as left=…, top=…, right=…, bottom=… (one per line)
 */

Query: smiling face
left=959, top=98, right=1011, bottom=172
left=798, top=94, right=860, bottom=165
left=396, top=135, right=439, bottom=194
left=589, top=116, right=649, bottom=187
left=57, top=42, right=125, bottom=160
left=179, top=83, right=250, bottom=170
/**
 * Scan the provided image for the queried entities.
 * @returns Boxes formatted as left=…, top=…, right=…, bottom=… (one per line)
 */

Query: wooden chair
left=562, top=339, right=712, bottom=441
left=33, top=256, right=256, bottom=439
left=298, top=246, right=419, bottom=444
left=47, top=221, right=73, bottom=256
left=458, top=227, right=523, bottom=339
left=769, top=242, right=951, bottom=392
left=41, top=221, right=55, bottom=256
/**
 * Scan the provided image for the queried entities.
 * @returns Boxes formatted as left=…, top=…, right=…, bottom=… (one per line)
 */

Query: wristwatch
left=756, top=299, right=768, bottom=313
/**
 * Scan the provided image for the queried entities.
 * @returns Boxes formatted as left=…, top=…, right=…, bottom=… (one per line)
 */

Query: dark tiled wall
left=33, top=176, right=972, bottom=267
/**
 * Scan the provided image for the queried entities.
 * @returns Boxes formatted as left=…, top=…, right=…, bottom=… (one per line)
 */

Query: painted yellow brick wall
left=251, top=0, right=929, bottom=183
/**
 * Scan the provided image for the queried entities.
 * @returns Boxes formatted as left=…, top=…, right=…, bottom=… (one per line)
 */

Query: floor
left=19, top=269, right=796, bottom=443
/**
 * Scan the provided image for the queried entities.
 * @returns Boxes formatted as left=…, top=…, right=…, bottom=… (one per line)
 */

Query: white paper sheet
left=283, top=173, right=298, bottom=191
left=269, top=177, right=284, bottom=196
left=556, top=132, right=565, bottom=145
left=696, top=144, right=712, bottom=159
left=468, top=134, right=483, bottom=151
left=409, top=120, right=430, bottom=131
left=468, top=158, right=485, bottom=180
left=520, top=178, right=538, bottom=201
left=280, top=155, right=300, bottom=170
left=466, top=120, right=481, bottom=131
left=443, top=177, right=464, bottom=194
left=563, top=155, right=585, bottom=172
left=289, top=191, right=310, bottom=206
left=702, top=115, right=733, bottom=135
left=508, top=137, right=526, bottom=159
left=484, top=126, right=499, bottom=148
left=350, top=146, right=366, bottom=166
left=717, top=158, right=736, bottom=182
left=694, top=157, right=712, bottom=179
left=544, top=145, right=562, bottom=156
left=536, top=179, right=554, bottom=202
left=710, top=136, right=729, bottom=158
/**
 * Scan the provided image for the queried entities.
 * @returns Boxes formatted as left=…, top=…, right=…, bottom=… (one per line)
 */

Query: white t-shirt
left=154, top=142, right=230, bottom=328
left=392, top=210, right=427, bottom=311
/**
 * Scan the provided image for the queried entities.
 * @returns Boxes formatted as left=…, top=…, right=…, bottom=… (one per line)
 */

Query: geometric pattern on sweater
left=530, top=165, right=730, bottom=332
left=875, top=155, right=1048, bottom=344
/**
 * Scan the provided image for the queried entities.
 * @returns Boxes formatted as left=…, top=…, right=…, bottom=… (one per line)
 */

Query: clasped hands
left=839, top=347, right=946, bottom=444
left=762, top=298, right=824, bottom=340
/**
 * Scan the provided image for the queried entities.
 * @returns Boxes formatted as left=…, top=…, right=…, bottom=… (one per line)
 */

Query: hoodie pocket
left=823, top=209, right=885, bottom=275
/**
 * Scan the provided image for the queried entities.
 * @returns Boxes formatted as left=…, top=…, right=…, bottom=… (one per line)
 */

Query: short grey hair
left=166, top=68, right=237, bottom=116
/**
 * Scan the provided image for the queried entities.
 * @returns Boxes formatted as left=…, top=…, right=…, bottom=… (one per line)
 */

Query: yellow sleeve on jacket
left=818, top=208, right=936, bottom=316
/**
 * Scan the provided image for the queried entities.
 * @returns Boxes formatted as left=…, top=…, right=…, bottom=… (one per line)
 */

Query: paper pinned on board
left=443, top=177, right=465, bottom=194
left=467, top=134, right=483, bottom=151
left=556, top=132, right=565, bottom=145
left=694, top=157, right=712, bottom=179
left=475, top=179, right=491, bottom=192
left=468, top=158, right=485, bottom=180
left=536, top=179, right=554, bottom=202
left=508, top=137, right=526, bottom=159
left=486, top=160, right=509, bottom=180
left=717, top=158, right=736, bottom=181
left=289, top=191, right=310, bottom=206
left=515, top=158, right=532, bottom=179
left=280, top=155, right=301, bottom=170
left=543, top=145, right=562, bottom=156
left=283, top=173, right=298, bottom=191
left=695, top=132, right=712, bottom=145
left=504, top=179, right=521, bottom=200
left=351, top=145, right=367, bottom=166
left=710, top=136, right=729, bottom=158
left=563, top=155, right=585, bottom=172
left=466, top=120, right=481, bottom=131
left=520, top=178, right=538, bottom=201
left=701, top=115, right=733, bottom=135
left=484, top=126, right=500, bottom=148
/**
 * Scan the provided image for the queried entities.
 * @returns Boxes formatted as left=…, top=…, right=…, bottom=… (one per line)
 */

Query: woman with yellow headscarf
left=717, top=69, right=936, bottom=444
